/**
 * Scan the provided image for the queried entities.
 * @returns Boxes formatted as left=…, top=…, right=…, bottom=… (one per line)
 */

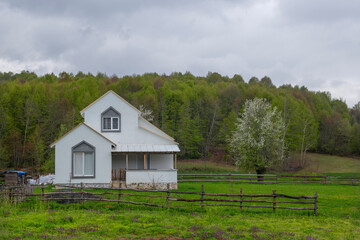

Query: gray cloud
left=0, top=0, right=360, bottom=106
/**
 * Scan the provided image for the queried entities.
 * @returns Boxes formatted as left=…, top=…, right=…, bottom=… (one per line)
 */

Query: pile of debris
left=29, top=174, right=55, bottom=185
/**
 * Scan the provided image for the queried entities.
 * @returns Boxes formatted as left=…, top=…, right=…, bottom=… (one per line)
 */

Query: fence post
left=80, top=182, right=84, bottom=206
left=352, top=177, right=354, bottom=186
left=118, top=183, right=122, bottom=206
left=166, top=183, right=170, bottom=208
left=314, top=192, right=318, bottom=215
left=324, top=175, right=327, bottom=185
left=240, top=188, right=243, bottom=210
left=201, top=184, right=204, bottom=209
left=276, top=175, right=278, bottom=184
left=9, top=187, right=13, bottom=203
left=272, top=190, right=276, bottom=213
left=41, top=184, right=44, bottom=202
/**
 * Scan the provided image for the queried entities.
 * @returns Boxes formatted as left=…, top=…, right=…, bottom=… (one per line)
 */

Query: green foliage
left=0, top=71, right=360, bottom=174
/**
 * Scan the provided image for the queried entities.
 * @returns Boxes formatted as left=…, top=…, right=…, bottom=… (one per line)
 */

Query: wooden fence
left=178, top=174, right=360, bottom=185
left=0, top=184, right=318, bottom=215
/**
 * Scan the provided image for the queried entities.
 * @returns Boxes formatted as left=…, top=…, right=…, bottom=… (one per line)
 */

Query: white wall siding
left=54, top=124, right=113, bottom=185
left=83, top=92, right=139, bottom=140
left=150, top=154, right=173, bottom=169
left=126, top=170, right=177, bottom=184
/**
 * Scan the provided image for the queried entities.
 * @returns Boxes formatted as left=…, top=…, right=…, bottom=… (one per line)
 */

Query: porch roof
left=112, top=144, right=180, bottom=153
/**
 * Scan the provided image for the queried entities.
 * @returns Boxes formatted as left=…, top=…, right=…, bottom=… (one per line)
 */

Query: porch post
left=144, top=153, right=146, bottom=169
left=126, top=154, right=128, bottom=170
left=174, top=153, right=177, bottom=169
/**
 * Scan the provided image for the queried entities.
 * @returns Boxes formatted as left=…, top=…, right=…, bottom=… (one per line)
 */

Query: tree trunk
left=300, top=119, right=310, bottom=168
left=204, top=101, right=217, bottom=157
left=256, top=168, right=266, bottom=182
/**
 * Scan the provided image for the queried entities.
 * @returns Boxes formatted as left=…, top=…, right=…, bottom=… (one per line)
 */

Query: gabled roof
left=139, top=125, right=178, bottom=144
left=139, top=116, right=175, bottom=141
left=50, top=123, right=116, bottom=148
left=80, top=90, right=141, bottom=115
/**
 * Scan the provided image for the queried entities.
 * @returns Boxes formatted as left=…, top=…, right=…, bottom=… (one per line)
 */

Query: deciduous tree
left=228, top=98, right=285, bottom=178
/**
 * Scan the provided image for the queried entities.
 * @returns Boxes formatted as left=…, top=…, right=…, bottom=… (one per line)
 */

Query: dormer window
left=101, top=107, right=121, bottom=132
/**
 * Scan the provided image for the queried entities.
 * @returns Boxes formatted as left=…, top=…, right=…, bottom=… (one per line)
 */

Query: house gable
left=79, top=90, right=179, bottom=147
left=81, top=91, right=140, bottom=136
left=50, top=123, right=116, bottom=148
left=53, top=123, right=115, bottom=184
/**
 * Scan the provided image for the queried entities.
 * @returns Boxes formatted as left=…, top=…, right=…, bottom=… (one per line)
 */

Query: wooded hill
left=0, top=71, right=359, bottom=173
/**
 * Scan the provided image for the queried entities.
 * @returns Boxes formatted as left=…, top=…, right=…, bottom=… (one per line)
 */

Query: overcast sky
left=1, top=0, right=360, bottom=106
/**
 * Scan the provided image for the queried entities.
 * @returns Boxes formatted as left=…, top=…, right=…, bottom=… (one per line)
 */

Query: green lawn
left=1, top=182, right=359, bottom=239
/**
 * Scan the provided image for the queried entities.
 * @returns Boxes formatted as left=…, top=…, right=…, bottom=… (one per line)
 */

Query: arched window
left=101, top=107, right=121, bottom=132
left=72, top=141, right=95, bottom=177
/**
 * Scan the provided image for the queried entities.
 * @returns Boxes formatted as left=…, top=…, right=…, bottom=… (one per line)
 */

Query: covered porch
left=111, top=144, right=179, bottom=189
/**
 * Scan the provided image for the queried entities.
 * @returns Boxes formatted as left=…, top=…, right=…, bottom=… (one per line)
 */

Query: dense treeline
left=0, top=71, right=360, bottom=173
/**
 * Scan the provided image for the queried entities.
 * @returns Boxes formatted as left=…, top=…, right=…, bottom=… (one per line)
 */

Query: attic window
left=101, top=107, right=121, bottom=132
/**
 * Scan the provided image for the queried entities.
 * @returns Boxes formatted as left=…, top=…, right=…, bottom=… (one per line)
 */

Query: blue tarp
left=1, top=170, right=27, bottom=178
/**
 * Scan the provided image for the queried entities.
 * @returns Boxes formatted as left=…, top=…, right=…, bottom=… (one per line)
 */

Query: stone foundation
left=55, top=183, right=111, bottom=188
left=56, top=182, right=177, bottom=190
left=110, top=180, right=126, bottom=188
left=126, top=182, right=177, bottom=190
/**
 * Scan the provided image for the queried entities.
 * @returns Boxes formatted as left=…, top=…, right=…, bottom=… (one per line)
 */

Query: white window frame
left=103, top=117, right=120, bottom=131
left=73, top=151, right=95, bottom=177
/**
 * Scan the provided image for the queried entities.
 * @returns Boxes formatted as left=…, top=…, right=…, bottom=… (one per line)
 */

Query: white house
left=50, top=90, right=180, bottom=189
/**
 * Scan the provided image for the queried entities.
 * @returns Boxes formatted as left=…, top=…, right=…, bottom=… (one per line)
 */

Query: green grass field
left=299, top=153, right=360, bottom=176
left=178, top=153, right=360, bottom=176
left=1, top=182, right=359, bottom=239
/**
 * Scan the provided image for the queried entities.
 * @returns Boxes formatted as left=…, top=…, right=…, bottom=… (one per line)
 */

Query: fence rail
left=0, top=184, right=318, bottom=215
left=178, top=174, right=360, bottom=185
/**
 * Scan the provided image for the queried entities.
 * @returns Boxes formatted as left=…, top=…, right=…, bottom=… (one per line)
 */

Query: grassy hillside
left=178, top=153, right=360, bottom=176
left=298, top=153, right=360, bottom=175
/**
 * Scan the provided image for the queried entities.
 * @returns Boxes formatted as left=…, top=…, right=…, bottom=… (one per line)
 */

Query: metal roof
left=113, top=144, right=180, bottom=153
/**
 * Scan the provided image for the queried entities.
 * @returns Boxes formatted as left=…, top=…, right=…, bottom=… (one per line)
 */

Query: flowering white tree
left=139, top=105, right=154, bottom=122
left=228, top=98, right=285, bottom=177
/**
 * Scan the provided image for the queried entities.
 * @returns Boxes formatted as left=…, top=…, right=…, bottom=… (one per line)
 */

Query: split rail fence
left=0, top=184, right=318, bottom=215
left=178, top=174, right=360, bottom=185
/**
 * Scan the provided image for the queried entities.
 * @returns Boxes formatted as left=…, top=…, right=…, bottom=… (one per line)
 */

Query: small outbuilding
left=50, top=90, right=180, bottom=189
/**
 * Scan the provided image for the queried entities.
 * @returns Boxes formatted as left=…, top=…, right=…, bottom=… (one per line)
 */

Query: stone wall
left=126, top=182, right=177, bottom=190
left=56, top=183, right=111, bottom=188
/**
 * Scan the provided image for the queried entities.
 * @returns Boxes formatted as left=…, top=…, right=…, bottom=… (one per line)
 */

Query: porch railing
left=112, top=168, right=126, bottom=181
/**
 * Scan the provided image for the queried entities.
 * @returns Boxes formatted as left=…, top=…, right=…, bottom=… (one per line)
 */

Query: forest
left=0, top=71, right=359, bottom=173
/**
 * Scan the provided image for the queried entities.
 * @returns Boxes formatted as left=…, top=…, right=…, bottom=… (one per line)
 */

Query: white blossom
left=228, top=98, right=285, bottom=173
left=139, top=105, right=154, bottom=122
